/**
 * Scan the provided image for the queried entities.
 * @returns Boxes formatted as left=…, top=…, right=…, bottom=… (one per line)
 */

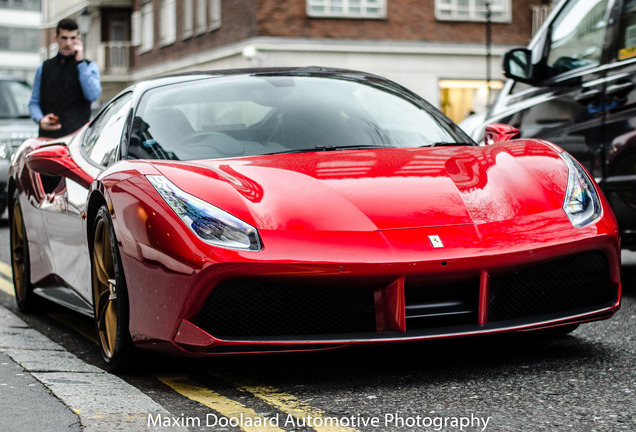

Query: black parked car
left=473, top=0, right=636, bottom=247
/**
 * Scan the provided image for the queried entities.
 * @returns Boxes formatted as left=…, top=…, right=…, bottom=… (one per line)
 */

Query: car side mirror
left=26, top=144, right=93, bottom=188
left=484, top=123, right=521, bottom=145
left=503, top=48, right=534, bottom=83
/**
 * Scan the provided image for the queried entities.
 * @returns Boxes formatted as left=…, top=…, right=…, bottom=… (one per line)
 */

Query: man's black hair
left=56, top=18, right=78, bottom=35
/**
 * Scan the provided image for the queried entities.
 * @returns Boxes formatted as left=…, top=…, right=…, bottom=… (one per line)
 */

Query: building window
left=531, top=4, right=552, bottom=36
left=159, top=0, right=177, bottom=46
left=188, top=0, right=221, bottom=35
left=0, top=0, right=41, bottom=10
left=182, top=0, right=194, bottom=39
left=195, top=0, right=207, bottom=34
left=307, top=0, right=386, bottom=19
left=208, top=0, right=222, bottom=31
left=141, top=2, right=154, bottom=52
left=0, top=26, right=40, bottom=52
left=132, top=2, right=154, bottom=53
left=435, top=0, right=511, bottom=23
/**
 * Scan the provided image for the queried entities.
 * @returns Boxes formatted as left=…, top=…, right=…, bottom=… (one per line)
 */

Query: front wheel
left=10, top=190, right=38, bottom=312
left=91, top=205, right=136, bottom=372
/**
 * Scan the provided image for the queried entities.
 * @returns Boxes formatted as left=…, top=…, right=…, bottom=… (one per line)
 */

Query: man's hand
left=74, top=37, right=84, bottom=62
left=40, top=113, right=62, bottom=131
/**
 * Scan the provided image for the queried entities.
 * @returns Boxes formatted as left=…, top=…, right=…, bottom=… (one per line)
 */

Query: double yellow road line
left=0, top=260, right=360, bottom=432
left=0, top=261, right=14, bottom=296
left=156, top=375, right=359, bottom=432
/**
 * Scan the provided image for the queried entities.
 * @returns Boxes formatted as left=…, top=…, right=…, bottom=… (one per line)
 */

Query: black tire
left=91, top=205, right=137, bottom=372
left=10, top=190, right=39, bottom=312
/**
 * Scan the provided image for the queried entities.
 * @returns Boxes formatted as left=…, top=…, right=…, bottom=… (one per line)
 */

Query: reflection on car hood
left=152, top=142, right=568, bottom=231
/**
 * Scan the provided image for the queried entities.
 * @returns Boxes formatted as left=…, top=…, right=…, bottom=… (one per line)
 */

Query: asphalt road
left=0, top=217, right=634, bottom=432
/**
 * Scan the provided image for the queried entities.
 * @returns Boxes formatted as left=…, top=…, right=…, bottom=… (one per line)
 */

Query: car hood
left=151, top=142, right=568, bottom=231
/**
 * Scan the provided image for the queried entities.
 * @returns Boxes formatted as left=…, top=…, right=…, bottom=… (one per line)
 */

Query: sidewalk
left=0, top=304, right=186, bottom=431
left=0, top=352, right=80, bottom=432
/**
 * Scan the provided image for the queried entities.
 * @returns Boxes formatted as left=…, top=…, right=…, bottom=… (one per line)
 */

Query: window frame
left=195, top=0, right=207, bottom=35
left=82, top=92, right=134, bottom=168
left=306, top=0, right=387, bottom=19
left=544, top=0, right=610, bottom=77
left=208, top=0, right=222, bottom=31
left=159, top=0, right=177, bottom=46
left=133, top=1, right=154, bottom=53
left=435, top=0, right=512, bottom=23
left=0, top=26, right=40, bottom=52
left=616, top=0, right=636, bottom=60
left=182, top=0, right=194, bottom=39
left=0, top=0, right=41, bottom=10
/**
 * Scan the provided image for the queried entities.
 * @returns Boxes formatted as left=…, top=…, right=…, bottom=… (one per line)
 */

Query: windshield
left=0, top=79, right=31, bottom=119
left=128, top=74, right=474, bottom=161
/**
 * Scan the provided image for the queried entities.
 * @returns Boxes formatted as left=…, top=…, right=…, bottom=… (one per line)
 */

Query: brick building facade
left=41, top=0, right=554, bottom=122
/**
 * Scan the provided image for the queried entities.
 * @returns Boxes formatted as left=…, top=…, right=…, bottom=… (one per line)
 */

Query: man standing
left=29, top=18, right=102, bottom=138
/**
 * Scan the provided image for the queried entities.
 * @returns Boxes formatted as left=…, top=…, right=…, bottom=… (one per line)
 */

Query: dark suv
left=474, top=0, right=636, bottom=247
left=0, top=76, right=37, bottom=215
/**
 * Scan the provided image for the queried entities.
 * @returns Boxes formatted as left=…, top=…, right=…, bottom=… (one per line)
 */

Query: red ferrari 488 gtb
left=9, top=68, right=621, bottom=371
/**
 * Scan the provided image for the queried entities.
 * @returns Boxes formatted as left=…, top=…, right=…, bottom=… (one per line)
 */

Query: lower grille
left=488, top=251, right=616, bottom=321
left=196, top=280, right=376, bottom=337
left=194, top=251, right=617, bottom=339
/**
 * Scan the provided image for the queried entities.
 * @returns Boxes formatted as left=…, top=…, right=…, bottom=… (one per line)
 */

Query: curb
left=0, top=304, right=186, bottom=431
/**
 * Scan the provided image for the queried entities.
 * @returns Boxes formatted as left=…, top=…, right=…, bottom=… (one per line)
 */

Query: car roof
left=0, top=75, right=29, bottom=83
left=128, top=66, right=391, bottom=94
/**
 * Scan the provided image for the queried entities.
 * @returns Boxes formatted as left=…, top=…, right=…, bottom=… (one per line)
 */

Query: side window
left=618, top=0, right=636, bottom=60
left=546, top=0, right=609, bottom=76
left=83, top=93, right=133, bottom=167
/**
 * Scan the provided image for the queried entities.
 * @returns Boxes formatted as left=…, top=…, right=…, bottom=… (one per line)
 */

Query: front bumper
left=115, top=184, right=620, bottom=356
left=196, top=249, right=617, bottom=338
left=126, top=233, right=620, bottom=356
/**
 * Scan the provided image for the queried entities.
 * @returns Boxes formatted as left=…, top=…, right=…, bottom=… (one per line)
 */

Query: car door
left=599, top=0, right=636, bottom=244
left=43, top=93, right=133, bottom=303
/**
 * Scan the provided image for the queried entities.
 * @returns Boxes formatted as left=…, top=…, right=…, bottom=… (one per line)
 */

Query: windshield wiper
left=428, top=142, right=475, bottom=147
left=313, top=145, right=388, bottom=151
left=264, top=145, right=388, bottom=155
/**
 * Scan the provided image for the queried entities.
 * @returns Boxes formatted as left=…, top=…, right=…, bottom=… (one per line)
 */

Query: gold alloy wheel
left=10, top=199, right=26, bottom=302
left=92, top=217, right=118, bottom=360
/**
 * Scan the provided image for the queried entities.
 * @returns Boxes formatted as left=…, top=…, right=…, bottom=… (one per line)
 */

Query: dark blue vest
left=39, top=54, right=92, bottom=138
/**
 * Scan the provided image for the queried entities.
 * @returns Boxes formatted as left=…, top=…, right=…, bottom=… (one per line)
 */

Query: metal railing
left=98, top=41, right=133, bottom=74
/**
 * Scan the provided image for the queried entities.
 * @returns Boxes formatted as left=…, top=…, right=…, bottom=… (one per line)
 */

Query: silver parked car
left=0, top=76, right=37, bottom=215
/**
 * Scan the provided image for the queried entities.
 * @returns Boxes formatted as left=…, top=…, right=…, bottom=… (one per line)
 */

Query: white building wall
left=0, top=7, right=41, bottom=81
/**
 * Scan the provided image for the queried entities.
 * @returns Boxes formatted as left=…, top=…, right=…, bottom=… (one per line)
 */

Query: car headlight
left=147, top=175, right=262, bottom=251
left=1, top=132, right=38, bottom=159
left=0, top=142, right=9, bottom=159
left=561, top=152, right=602, bottom=228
